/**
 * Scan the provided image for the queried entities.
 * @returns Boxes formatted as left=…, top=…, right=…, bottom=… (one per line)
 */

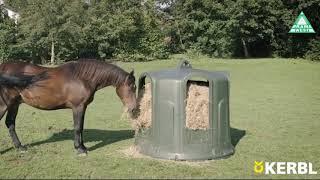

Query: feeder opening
left=185, top=79, right=210, bottom=130
left=133, top=77, right=152, bottom=131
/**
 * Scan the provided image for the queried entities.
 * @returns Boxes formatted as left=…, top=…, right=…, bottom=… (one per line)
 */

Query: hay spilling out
left=132, top=82, right=210, bottom=131
left=120, top=146, right=212, bottom=166
left=120, top=107, right=130, bottom=121
left=120, top=146, right=143, bottom=158
left=131, top=83, right=152, bottom=130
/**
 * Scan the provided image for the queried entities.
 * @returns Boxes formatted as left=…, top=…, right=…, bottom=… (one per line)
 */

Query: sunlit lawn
left=0, top=55, right=319, bottom=178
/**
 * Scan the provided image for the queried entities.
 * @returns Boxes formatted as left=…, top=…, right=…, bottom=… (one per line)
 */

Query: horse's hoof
left=18, top=146, right=28, bottom=153
left=76, top=147, right=88, bottom=156
left=77, top=152, right=88, bottom=157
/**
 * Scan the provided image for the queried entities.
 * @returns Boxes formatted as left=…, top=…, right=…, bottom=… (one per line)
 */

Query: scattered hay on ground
left=119, top=146, right=212, bottom=166
left=119, top=146, right=144, bottom=158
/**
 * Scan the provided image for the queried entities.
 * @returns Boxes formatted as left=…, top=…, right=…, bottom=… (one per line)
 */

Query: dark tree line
left=0, top=0, right=319, bottom=64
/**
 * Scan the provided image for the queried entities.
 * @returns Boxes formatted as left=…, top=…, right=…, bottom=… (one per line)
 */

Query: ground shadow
left=230, top=127, right=246, bottom=147
left=0, top=129, right=134, bottom=154
left=1, top=128, right=244, bottom=154
left=0, top=147, right=14, bottom=154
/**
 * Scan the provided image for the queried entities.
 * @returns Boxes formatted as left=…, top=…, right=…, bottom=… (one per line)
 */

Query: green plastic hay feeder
left=135, top=60, right=234, bottom=160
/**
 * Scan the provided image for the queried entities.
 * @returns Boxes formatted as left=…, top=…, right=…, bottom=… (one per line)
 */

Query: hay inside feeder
left=132, top=82, right=209, bottom=131
left=185, top=82, right=210, bottom=130
left=132, top=83, right=152, bottom=130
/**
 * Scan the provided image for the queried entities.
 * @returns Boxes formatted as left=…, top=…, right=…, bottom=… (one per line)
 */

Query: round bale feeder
left=135, top=60, right=234, bottom=160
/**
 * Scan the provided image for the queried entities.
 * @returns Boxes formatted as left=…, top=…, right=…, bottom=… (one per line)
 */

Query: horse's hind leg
left=0, top=104, right=8, bottom=133
left=0, top=104, right=7, bottom=119
left=5, top=104, right=26, bottom=152
left=0, top=105, right=7, bottom=124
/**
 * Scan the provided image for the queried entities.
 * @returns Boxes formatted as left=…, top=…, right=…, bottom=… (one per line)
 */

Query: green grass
left=0, top=55, right=320, bottom=179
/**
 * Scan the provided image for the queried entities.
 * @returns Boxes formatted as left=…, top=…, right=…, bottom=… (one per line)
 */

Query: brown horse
left=0, top=59, right=137, bottom=155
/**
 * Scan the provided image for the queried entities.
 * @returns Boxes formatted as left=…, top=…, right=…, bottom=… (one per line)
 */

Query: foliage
left=161, top=0, right=319, bottom=59
left=86, top=0, right=169, bottom=61
left=274, top=0, right=320, bottom=58
left=227, top=0, right=285, bottom=57
left=305, top=38, right=320, bottom=61
left=0, top=8, right=18, bottom=62
left=3, top=0, right=27, bottom=11
left=0, top=0, right=319, bottom=62
left=169, top=0, right=232, bottom=57
left=16, top=0, right=88, bottom=63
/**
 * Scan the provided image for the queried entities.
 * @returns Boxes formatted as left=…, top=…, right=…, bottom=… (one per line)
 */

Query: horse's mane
left=64, top=59, right=129, bottom=88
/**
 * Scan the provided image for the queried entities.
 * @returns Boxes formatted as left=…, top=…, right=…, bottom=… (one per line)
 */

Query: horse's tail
left=28, top=71, right=49, bottom=85
left=0, top=71, right=49, bottom=88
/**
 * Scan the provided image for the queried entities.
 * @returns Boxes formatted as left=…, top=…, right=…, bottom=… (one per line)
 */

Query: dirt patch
left=132, top=82, right=209, bottom=131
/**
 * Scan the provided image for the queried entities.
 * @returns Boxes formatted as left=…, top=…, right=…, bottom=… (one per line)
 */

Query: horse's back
left=0, top=62, right=67, bottom=109
left=0, top=60, right=111, bottom=110
left=0, top=61, right=47, bottom=75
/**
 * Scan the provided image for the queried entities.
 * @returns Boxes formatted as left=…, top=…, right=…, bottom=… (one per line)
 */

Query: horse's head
left=116, top=70, right=137, bottom=118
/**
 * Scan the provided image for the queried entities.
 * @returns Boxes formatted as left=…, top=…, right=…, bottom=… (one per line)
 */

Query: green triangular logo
left=289, top=11, right=315, bottom=33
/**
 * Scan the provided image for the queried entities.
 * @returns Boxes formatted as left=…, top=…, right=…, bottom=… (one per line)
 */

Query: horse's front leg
left=72, top=105, right=87, bottom=155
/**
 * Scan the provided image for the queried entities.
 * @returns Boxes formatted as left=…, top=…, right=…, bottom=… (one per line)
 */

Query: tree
left=228, top=0, right=286, bottom=57
left=85, top=0, right=168, bottom=61
left=2, top=0, right=319, bottom=62
left=3, top=0, right=27, bottom=11
left=18, top=0, right=88, bottom=64
left=168, top=0, right=233, bottom=57
left=286, top=0, right=319, bottom=58
left=0, top=6, right=18, bottom=62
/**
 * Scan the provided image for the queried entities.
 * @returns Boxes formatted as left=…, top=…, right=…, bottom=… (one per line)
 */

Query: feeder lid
left=143, top=59, right=229, bottom=81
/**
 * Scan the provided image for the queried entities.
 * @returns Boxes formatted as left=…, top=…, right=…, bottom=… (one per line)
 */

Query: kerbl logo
left=254, top=161, right=318, bottom=175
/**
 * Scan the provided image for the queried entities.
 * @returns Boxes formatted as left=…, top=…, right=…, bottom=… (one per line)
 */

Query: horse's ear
left=130, top=69, right=134, bottom=76
left=125, top=69, right=135, bottom=83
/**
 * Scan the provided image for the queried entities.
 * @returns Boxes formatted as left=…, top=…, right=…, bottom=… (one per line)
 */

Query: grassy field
left=0, top=55, right=320, bottom=179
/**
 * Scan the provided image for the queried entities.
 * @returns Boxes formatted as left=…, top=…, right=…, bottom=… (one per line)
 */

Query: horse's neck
left=96, top=78, right=114, bottom=90
left=69, top=60, right=127, bottom=90
left=95, top=67, right=127, bottom=90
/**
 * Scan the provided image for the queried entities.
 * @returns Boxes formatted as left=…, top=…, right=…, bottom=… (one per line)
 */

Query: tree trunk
left=50, top=40, right=55, bottom=65
left=178, top=28, right=185, bottom=50
left=241, top=38, right=249, bottom=58
left=175, top=22, right=185, bottom=50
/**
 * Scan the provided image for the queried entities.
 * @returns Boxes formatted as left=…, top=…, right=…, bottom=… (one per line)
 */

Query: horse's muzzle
left=128, top=107, right=138, bottom=119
